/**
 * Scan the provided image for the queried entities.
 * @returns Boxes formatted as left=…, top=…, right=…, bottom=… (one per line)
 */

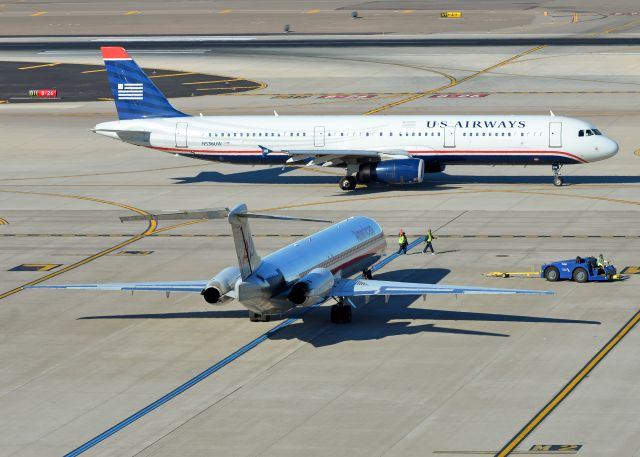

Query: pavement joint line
left=495, top=308, right=640, bottom=457
left=362, top=17, right=640, bottom=116
left=362, top=45, right=546, bottom=115
left=61, top=233, right=424, bottom=456
left=0, top=190, right=156, bottom=301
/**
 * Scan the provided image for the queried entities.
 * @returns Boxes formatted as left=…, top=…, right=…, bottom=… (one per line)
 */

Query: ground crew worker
left=596, top=254, right=607, bottom=274
left=397, top=230, right=408, bottom=255
left=422, top=228, right=436, bottom=255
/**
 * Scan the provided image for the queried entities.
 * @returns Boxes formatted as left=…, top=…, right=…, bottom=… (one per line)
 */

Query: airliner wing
left=27, top=280, right=208, bottom=293
left=331, top=279, right=553, bottom=297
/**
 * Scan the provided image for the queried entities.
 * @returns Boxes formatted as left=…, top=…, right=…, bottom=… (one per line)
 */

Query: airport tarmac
left=1, top=39, right=640, bottom=457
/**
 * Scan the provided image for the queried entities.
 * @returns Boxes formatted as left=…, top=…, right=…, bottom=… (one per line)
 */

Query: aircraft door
left=443, top=126, right=456, bottom=148
left=314, top=126, right=325, bottom=147
left=175, top=122, right=188, bottom=148
left=549, top=122, right=562, bottom=148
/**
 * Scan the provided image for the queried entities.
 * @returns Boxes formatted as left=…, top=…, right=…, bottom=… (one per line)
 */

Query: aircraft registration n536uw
left=29, top=204, right=552, bottom=323
left=94, top=47, right=618, bottom=189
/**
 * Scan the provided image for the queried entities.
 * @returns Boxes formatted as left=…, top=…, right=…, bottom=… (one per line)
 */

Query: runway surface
left=1, top=26, right=640, bottom=457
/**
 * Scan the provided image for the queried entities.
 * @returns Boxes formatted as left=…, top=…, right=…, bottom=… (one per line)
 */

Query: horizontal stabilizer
left=121, top=208, right=330, bottom=223
left=120, top=208, right=228, bottom=222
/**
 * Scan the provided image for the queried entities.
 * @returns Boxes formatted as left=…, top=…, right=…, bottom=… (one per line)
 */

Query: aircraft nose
left=605, top=137, right=619, bottom=158
left=588, top=137, right=619, bottom=162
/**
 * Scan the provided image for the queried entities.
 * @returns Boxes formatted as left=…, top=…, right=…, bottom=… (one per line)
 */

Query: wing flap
left=331, top=279, right=553, bottom=297
left=27, top=280, right=208, bottom=293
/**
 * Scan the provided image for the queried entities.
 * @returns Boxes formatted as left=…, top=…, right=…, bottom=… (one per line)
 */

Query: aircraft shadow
left=431, top=174, right=640, bottom=186
left=171, top=167, right=459, bottom=192
left=172, top=167, right=338, bottom=185
left=270, top=268, right=600, bottom=348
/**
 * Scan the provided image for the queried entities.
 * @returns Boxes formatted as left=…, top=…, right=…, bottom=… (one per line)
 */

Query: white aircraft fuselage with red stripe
left=95, top=47, right=619, bottom=189
left=96, top=115, right=614, bottom=164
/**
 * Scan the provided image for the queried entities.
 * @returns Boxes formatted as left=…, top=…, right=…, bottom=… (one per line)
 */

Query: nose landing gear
left=552, top=164, right=564, bottom=187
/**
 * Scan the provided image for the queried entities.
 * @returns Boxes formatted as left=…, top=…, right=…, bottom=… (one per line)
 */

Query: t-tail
left=101, top=46, right=187, bottom=120
left=119, top=203, right=331, bottom=280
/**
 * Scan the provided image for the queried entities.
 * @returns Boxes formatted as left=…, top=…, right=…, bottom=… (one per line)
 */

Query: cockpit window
left=578, top=130, right=584, bottom=137
left=586, top=129, right=594, bottom=136
left=593, top=129, right=602, bottom=135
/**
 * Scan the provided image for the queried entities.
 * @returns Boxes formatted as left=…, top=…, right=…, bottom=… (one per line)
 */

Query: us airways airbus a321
left=94, top=47, right=618, bottom=190
left=29, top=204, right=552, bottom=323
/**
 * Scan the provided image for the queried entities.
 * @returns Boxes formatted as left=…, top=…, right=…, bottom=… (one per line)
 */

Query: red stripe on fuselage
left=150, top=147, right=586, bottom=163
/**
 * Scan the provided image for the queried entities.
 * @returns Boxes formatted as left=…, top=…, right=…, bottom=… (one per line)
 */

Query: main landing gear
left=249, top=311, right=271, bottom=322
left=339, top=175, right=357, bottom=191
left=330, top=297, right=352, bottom=324
left=552, top=163, right=564, bottom=187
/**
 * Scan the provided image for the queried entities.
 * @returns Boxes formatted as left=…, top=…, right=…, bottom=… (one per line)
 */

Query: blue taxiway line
left=64, top=235, right=426, bottom=456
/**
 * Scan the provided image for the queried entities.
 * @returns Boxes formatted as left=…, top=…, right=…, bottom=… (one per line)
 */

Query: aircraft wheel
left=553, top=176, right=564, bottom=187
left=249, top=311, right=271, bottom=322
left=342, top=305, right=352, bottom=323
left=330, top=305, right=340, bottom=323
left=573, top=267, right=588, bottom=283
left=544, top=266, right=560, bottom=282
left=330, top=304, right=352, bottom=323
left=339, top=176, right=357, bottom=191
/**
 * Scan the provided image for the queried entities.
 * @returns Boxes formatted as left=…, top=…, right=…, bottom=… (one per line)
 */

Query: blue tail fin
left=101, top=47, right=187, bottom=120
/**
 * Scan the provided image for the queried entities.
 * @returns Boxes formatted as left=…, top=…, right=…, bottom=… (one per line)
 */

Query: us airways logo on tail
left=117, top=83, right=143, bottom=100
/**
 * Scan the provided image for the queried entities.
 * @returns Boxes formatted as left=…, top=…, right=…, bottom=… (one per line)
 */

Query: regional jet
left=94, top=47, right=618, bottom=189
left=29, top=204, right=552, bottom=323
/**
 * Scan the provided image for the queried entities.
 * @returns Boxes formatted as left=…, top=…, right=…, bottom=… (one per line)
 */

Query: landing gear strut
left=552, top=163, right=564, bottom=187
left=330, top=298, right=352, bottom=324
left=339, top=175, right=357, bottom=191
left=363, top=268, right=373, bottom=280
left=249, top=311, right=271, bottom=322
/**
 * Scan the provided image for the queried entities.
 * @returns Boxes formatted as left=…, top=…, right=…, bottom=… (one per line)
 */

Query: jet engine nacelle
left=424, top=161, right=446, bottom=173
left=202, top=266, right=240, bottom=304
left=357, top=158, right=424, bottom=185
left=287, top=268, right=335, bottom=307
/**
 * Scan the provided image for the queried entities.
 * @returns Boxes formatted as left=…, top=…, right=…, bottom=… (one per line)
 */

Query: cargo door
left=314, top=126, right=325, bottom=147
left=175, top=122, right=188, bottom=148
left=443, top=126, right=456, bottom=148
left=549, top=122, right=562, bottom=148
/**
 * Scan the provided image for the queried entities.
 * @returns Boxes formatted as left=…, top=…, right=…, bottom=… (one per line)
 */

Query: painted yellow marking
left=402, top=9, right=415, bottom=13
left=124, top=10, right=139, bottom=15
left=496, top=309, right=640, bottom=456
left=433, top=451, right=578, bottom=455
left=634, top=149, right=640, bottom=157
left=0, top=190, right=157, bottom=301
left=97, top=97, right=114, bottom=101
left=363, top=45, right=546, bottom=115
left=0, top=217, right=8, bottom=225
left=31, top=11, right=47, bottom=16
left=307, top=9, right=320, bottom=14
left=182, top=78, right=242, bottom=85
left=18, top=62, right=61, bottom=70
left=81, top=68, right=106, bottom=74
left=621, top=266, right=640, bottom=275
left=219, top=9, right=232, bottom=14
left=12, top=264, right=60, bottom=272
left=149, top=72, right=195, bottom=79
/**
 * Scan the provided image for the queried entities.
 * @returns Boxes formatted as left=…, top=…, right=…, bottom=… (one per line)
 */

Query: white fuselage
left=95, top=114, right=618, bottom=167
left=235, top=216, right=386, bottom=314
